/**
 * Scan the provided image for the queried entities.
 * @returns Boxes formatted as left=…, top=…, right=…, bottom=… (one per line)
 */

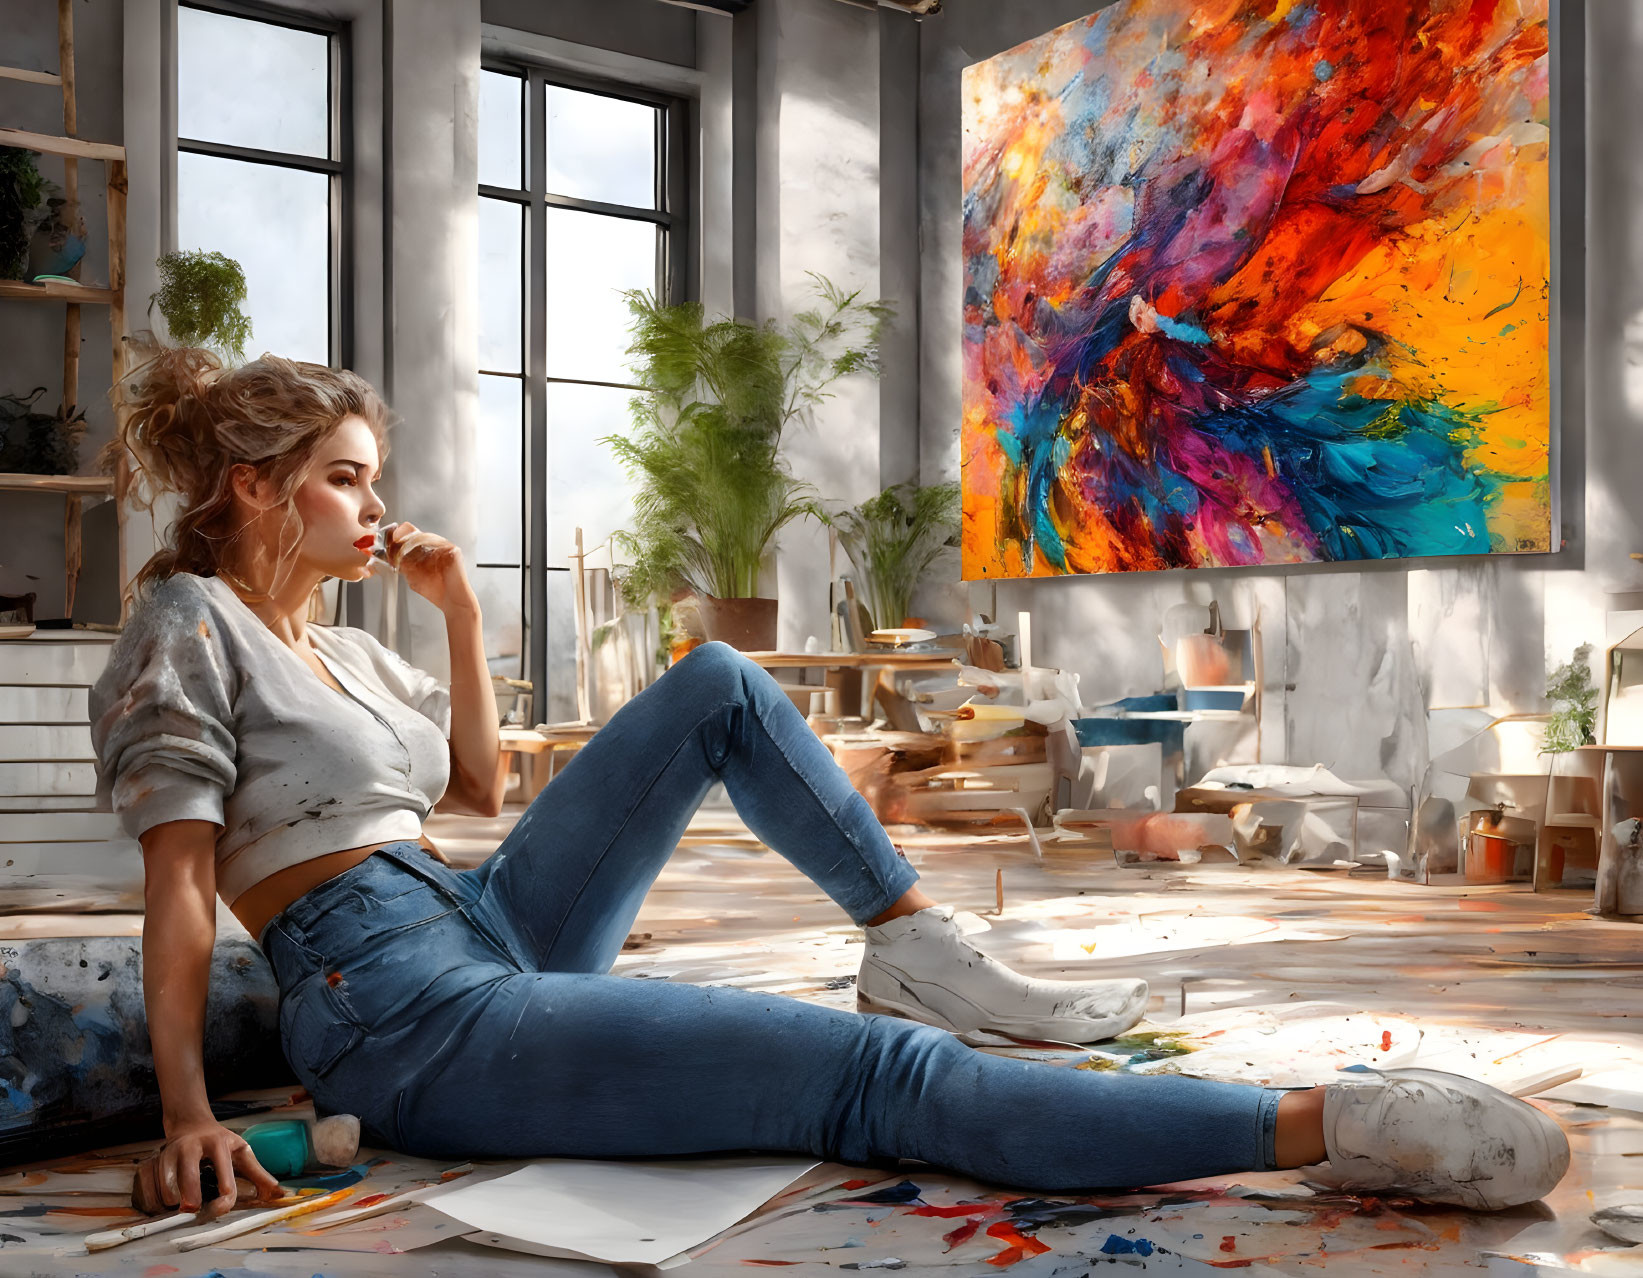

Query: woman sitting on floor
left=90, top=343, right=1570, bottom=1220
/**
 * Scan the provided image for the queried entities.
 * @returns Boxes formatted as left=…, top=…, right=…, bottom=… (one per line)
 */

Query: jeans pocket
left=279, top=975, right=365, bottom=1082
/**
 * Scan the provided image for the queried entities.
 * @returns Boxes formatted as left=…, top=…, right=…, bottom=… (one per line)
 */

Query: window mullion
left=174, top=3, right=343, bottom=373
left=333, top=21, right=350, bottom=369
left=177, top=137, right=341, bottom=174
left=526, top=67, right=550, bottom=719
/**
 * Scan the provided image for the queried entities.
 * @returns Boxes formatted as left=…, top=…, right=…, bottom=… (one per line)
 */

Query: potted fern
left=150, top=249, right=253, bottom=361
left=606, top=276, right=890, bottom=651
left=821, top=481, right=960, bottom=633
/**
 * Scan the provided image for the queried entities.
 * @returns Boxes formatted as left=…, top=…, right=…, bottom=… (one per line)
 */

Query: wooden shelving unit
left=0, top=473, right=115, bottom=495
left=0, top=68, right=63, bottom=89
left=0, top=0, right=129, bottom=622
left=0, top=279, right=116, bottom=304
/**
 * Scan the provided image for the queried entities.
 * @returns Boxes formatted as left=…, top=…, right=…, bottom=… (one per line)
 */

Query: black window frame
left=175, top=0, right=353, bottom=369
left=478, top=60, right=692, bottom=712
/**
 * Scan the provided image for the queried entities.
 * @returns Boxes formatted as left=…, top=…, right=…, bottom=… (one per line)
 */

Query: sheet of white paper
left=1542, top=1068, right=1643, bottom=1115
left=464, top=1232, right=692, bottom=1268
left=426, top=1156, right=819, bottom=1265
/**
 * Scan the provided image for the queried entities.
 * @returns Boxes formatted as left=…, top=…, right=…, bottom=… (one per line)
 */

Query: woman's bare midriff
left=232, top=834, right=444, bottom=942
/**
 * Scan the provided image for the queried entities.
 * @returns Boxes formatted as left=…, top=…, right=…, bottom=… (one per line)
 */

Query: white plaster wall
left=380, top=0, right=482, bottom=679
left=753, top=0, right=884, bottom=651
left=904, top=0, right=1616, bottom=790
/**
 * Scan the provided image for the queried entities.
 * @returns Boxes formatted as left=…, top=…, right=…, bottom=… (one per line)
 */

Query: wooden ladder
left=0, top=0, right=130, bottom=623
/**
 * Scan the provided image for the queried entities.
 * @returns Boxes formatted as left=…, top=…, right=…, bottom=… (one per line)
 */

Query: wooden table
left=739, top=649, right=962, bottom=718
left=499, top=724, right=600, bottom=803
left=495, top=650, right=966, bottom=798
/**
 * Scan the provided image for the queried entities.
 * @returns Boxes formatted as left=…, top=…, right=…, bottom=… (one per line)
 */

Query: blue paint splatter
left=816, top=1179, right=926, bottom=1210
left=1101, top=1234, right=1156, bottom=1255
left=1315, top=59, right=1335, bottom=81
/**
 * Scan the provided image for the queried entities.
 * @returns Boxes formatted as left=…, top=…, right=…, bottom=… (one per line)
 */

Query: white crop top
left=89, top=572, right=452, bottom=905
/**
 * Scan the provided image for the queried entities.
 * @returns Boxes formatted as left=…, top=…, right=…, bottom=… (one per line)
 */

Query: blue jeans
left=261, top=642, right=1282, bottom=1191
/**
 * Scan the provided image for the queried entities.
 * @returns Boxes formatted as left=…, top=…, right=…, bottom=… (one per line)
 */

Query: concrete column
left=878, top=9, right=920, bottom=494
left=753, top=0, right=883, bottom=649
left=381, top=0, right=481, bottom=678
left=696, top=11, right=735, bottom=321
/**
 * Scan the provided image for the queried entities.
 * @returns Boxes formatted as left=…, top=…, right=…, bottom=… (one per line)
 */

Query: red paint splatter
left=740, top=1260, right=802, bottom=1266
left=985, top=1222, right=1050, bottom=1267
left=943, top=1218, right=982, bottom=1251
left=354, top=1193, right=391, bottom=1208
left=1380, top=1031, right=1393, bottom=1051
left=1220, top=1235, right=1239, bottom=1252
left=909, top=1203, right=996, bottom=1219
left=839, top=1179, right=873, bottom=1190
left=326, top=970, right=344, bottom=987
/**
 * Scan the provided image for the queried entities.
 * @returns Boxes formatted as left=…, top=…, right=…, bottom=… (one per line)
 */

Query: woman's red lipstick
left=353, top=534, right=375, bottom=551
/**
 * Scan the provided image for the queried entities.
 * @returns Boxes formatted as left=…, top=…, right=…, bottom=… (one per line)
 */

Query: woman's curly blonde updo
left=105, top=336, right=392, bottom=594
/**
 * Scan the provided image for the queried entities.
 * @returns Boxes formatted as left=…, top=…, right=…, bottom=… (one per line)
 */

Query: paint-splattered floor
left=3, top=802, right=1641, bottom=1275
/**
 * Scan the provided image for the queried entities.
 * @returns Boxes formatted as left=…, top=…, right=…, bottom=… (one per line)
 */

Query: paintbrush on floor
left=83, top=1188, right=325, bottom=1253
left=172, top=1185, right=355, bottom=1251
left=85, top=1211, right=199, bottom=1252
left=301, top=1162, right=477, bottom=1231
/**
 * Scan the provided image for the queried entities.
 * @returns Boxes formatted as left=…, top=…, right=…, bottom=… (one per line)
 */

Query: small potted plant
left=1543, top=644, right=1598, bottom=752
left=150, top=249, right=253, bottom=361
left=820, top=481, right=960, bottom=633
left=607, top=275, right=891, bottom=651
left=0, top=147, right=47, bottom=281
left=26, top=192, right=87, bottom=282
left=0, top=387, right=87, bottom=475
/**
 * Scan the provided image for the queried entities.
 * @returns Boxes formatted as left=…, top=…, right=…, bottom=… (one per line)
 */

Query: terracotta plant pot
left=696, top=595, right=778, bottom=652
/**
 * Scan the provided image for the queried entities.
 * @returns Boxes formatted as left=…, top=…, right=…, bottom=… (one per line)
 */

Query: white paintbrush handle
left=173, top=1187, right=352, bottom=1251
left=85, top=1210, right=198, bottom=1252
left=303, top=1186, right=421, bottom=1230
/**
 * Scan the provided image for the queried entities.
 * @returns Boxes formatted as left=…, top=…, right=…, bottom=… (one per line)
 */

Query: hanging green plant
left=0, top=148, right=48, bottom=280
left=150, top=249, right=253, bottom=361
left=1543, top=644, right=1598, bottom=753
left=820, top=481, right=961, bottom=632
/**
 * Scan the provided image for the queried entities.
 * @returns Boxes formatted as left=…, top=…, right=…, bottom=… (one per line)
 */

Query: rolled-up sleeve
left=89, top=584, right=238, bottom=839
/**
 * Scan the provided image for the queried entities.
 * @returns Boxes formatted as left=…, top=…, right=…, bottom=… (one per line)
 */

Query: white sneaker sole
left=856, top=959, right=1148, bottom=1044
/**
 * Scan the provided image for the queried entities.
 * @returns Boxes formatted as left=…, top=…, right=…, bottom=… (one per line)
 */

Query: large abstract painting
left=961, top=0, right=1551, bottom=579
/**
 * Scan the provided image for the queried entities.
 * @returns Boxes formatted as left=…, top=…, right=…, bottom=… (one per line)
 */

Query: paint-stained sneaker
left=1322, top=1068, right=1570, bottom=1210
left=856, top=904, right=1148, bottom=1044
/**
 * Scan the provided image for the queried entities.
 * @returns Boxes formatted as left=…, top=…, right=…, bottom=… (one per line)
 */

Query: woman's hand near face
left=376, top=523, right=477, bottom=615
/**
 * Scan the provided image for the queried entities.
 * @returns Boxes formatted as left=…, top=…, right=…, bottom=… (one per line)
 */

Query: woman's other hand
left=139, top=1119, right=283, bottom=1217
left=377, top=522, right=476, bottom=615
